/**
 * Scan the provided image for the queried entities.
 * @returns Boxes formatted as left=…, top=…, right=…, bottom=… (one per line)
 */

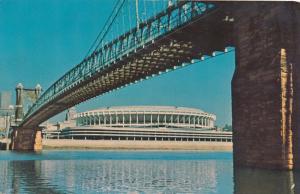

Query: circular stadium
left=44, top=106, right=232, bottom=143
left=75, top=106, right=216, bottom=129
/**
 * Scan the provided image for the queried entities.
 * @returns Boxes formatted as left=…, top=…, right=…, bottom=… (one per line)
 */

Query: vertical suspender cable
left=122, top=3, right=125, bottom=34
left=152, top=0, right=156, bottom=15
left=143, top=0, right=147, bottom=21
left=128, top=0, right=132, bottom=30
left=84, top=0, right=123, bottom=58
left=135, top=0, right=140, bottom=30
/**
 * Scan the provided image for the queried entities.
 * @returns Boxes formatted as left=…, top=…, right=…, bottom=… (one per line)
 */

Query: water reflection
left=5, top=161, right=63, bottom=194
left=234, top=167, right=300, bottom=194
left=0, top=154, right=233, bottom=193
left=2, top=151, right=299, bottom=193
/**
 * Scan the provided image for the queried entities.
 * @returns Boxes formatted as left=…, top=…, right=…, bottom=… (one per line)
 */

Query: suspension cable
left=84, top=0, right=125, bottom=58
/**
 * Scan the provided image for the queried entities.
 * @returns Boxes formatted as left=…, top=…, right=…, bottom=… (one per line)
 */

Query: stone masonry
left=232, top=2, right=300, bottom=170
left=11, top=127, right=42, bottom=151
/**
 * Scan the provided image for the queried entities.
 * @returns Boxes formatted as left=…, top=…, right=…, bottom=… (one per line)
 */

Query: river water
left=0, top=151, right=299, bottom=194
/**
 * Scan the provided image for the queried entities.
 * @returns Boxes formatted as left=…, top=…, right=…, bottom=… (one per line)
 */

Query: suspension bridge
left=10, top=1, right=300, bottom=170
left=16, top=0, right=233, bottom=128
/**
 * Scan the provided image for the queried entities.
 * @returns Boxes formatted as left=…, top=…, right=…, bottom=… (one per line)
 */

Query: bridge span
left=20, top=1, right=232, bottom=128
left=11, top=1, right=300, bottom=170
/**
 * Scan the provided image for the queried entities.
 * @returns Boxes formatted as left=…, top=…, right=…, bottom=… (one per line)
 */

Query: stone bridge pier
left=10, top=127, right=42, bottom=151
left=231, top=2, right=300, bottom=170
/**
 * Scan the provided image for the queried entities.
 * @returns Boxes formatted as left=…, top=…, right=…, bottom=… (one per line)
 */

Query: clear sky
left=0, top=0, right=235, bottom=127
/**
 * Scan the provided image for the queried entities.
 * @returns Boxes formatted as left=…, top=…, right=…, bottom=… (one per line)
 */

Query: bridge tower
left=231, top=2, right=300, bottom=170
left=15, top=83, right=24, bottom=124
left=11, top=83, right=43, bottom=151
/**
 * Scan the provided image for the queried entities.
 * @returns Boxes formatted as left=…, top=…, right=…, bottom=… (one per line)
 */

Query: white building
left=43, top=106, right=232, bottom=142
left=76, top=106, right=216, bottom=129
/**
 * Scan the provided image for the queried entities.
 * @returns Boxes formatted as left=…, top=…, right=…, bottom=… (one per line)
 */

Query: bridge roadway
left=21, top=2, right=232, bottom=128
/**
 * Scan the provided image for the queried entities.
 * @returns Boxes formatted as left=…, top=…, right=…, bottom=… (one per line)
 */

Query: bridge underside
left=21, top=7, right=232, bottom=128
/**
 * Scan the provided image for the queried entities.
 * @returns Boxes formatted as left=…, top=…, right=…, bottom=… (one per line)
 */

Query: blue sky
left=0, top=0, right=235, bottom=126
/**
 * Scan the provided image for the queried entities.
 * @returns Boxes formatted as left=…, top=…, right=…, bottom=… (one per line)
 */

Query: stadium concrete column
left=122, top=112, right=125, bottom=127
left=109, top=114, right=112, bottom=126
left=201, top=117, right=203, bottom=127
left=206, top=117, right=209, bottom=127
left=116, top=112, right=118, bottom=124
left=129, top=113, right=132, bottom=126
left=231, top=2, right=300, bottom=169
left=98, top=115, right=101, bottom=126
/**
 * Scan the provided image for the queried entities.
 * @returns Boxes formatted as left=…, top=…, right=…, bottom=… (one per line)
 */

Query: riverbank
left=43, top=139, right=232, bottom=151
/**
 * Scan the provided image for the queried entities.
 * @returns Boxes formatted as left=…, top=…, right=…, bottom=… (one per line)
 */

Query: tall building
left=0, top=91, right=12, bottom=109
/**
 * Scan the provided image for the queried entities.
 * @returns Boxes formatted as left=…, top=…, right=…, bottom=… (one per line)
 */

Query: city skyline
left=0, top=91, right=12, bottom=109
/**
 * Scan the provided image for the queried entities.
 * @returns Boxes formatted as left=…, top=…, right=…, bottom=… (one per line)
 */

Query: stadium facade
left=76, top=106, right=216, bottom=129
left=44, top=106, right=232, bottom=143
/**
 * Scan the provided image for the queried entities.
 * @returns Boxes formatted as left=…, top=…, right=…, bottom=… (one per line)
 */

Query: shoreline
left=42, top=139, right=232, bottom=151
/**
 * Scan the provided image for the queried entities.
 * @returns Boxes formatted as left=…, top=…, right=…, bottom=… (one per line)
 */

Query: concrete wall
left=43, top=139, right=232, bottom=151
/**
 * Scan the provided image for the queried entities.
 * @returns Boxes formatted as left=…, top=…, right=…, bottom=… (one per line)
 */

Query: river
left=0, top=151, right=298, bottom=193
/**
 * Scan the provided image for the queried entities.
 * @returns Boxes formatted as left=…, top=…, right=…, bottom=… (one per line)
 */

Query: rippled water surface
left=0, top=151, right=233, bottom=193
left=0, top=150, right=299, bottom=194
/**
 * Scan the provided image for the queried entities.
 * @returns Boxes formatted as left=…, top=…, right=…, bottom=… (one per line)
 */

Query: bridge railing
left=24, top=1, right=216, bottom=121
